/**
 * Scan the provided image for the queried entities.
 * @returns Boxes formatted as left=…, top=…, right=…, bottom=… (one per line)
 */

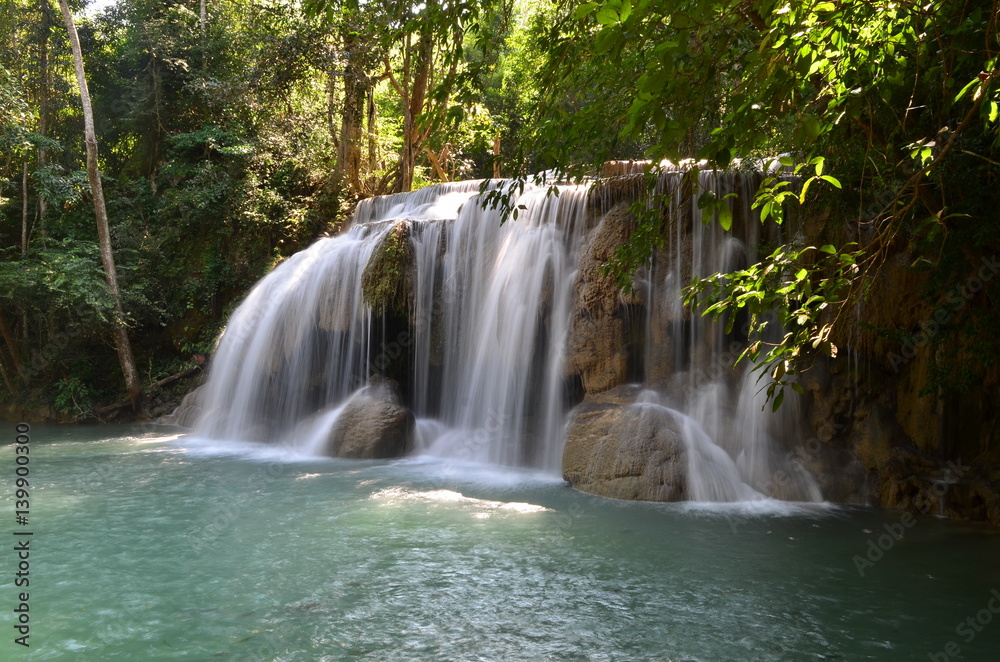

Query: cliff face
left=151, top=174, right=1000, bottom=525
left=561, top=183, right=1000, bottom=526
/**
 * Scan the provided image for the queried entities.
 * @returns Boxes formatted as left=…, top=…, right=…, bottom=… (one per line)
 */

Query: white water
left=194, top=170, right=821, bottom=502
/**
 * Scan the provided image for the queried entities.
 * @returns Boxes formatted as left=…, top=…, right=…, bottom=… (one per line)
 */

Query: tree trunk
left=0, top=349, right=16, bottom=396
left=200, top=0, right=207, bottom=70
left=425, top=147, right=448, bottom=182
left=493, top=134, right=501, bottom=178
left=399, top=31, right=434, bottom=192
left=339, top=36, right=365, bottom=196
left=21, top=161, right=29, bottom=257
left=59, top=0, right=142, bottom=410
left=367, top=88, right=377, bottom=175
left=37, top=0, right=53, bottom=232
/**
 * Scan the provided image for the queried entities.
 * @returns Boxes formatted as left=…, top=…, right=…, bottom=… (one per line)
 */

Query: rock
left=157, top=385, right=206, bottom=428
left=325, top=376, right=414, bottom=459
left=563, top=384, right=687, bottom=501
left=565, top=205, right=641, bottom=394
left=361, top=220, right=416, bottom=317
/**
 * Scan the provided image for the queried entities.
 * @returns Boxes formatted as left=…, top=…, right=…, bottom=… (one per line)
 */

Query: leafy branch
left=684, top=242, right=861, bottom=410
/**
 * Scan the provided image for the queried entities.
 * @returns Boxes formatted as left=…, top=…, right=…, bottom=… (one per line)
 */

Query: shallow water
left=2, top=424, right=999, bottom=660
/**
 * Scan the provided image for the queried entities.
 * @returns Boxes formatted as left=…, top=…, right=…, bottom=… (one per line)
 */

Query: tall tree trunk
left=21, top=161, right=29, bottom=257
left=59, top=0, right=142, bottom=409
left=367, top=88, right=377, bottom=174
left=493, top=134, right=501, bottom=178
left=339, top=36, right=365, bottom=196
left=37, top=0, right=53, bottom=232
left=0, top=349, right=16, bottom=396
left=399, top=31, right=434, bottom=192
left=199, top=0, right=207, bottom=70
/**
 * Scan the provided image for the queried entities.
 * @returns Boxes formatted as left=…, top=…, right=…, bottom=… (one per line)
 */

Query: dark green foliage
left=519, top=0, right=1000, bottom=404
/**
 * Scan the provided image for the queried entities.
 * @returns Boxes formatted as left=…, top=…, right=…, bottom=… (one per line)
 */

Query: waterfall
left=193, top=169, right=822, bottom=502
left=194, top=180, right=589, bottom=472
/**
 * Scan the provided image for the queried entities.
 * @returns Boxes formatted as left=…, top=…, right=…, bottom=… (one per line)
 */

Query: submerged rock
left=325, top=376, right=414, bottom=459
left=563, top=385, right=687, bottom=501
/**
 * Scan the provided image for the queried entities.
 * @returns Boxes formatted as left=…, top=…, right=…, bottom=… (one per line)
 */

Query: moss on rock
left=362, top=220, right=415, bottom=316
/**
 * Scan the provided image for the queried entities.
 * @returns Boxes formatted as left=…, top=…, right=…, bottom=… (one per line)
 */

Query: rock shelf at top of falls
left=159, top=172, right=1000, bottom=523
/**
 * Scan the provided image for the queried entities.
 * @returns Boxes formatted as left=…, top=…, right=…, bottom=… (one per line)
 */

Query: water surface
left=2, top=424, right=998, bottom=660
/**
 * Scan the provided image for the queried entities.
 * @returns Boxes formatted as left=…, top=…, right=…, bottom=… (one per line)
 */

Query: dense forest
left=2, top=0, right=998, bottom=423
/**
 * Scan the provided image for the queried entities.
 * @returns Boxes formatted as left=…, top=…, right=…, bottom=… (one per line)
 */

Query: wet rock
left=325, top=376, right=414, bottom=459
left=566, top=206, right=641, bottom=395
left=563, top=385, right=687, bottom=501
left=157, top=385, right=206, bottom=428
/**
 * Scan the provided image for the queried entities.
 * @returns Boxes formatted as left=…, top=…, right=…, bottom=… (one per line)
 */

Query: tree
left=58, top=0, right=142, bottom=408
left=518, top=0, right=1000, bottom=403
left=306, top=0, right=513, bottom=193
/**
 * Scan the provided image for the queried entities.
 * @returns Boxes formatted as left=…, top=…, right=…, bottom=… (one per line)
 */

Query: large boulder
left=562, top=384, right=687, bottom=501
left=325, top=376, right=414, bottom=459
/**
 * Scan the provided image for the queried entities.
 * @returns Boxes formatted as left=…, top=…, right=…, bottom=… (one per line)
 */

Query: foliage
left=685, top=242, right=860, bottom=408
left=53, top=375, right=97, bottom=420
left=519, top=0, right=1000, bottom=402
left=0, top=240, right=115, bottom=322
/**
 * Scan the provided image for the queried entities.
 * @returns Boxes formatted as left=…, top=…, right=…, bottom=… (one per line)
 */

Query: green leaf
left=801, top=114, right=822, bottom=140
left=954, top=78, right=979, bottom=104
left=820, top=175, right=842, bottom=188
left=819, top=244, right=837, bottom=254
left=761, top=201, right=772, bottom=222
left=779, top=156, right=794, bottom=167
left=718, top=204, right=733, bottom=231
left=771, top=388, right=785, bottom=412
left=595, top=6, right=619, bottom=24
left=572, top=2, right=599, bottom=19
left=799, top=177, right=813, bottom=204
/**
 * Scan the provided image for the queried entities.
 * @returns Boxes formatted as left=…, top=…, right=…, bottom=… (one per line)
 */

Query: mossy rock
left=362, top=220, right=415, bottom=316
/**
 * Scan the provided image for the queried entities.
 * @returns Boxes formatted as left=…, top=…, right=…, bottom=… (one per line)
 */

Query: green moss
left=361, top=221, right=414, bottom=316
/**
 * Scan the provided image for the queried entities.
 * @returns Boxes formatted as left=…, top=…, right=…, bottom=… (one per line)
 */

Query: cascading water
left=194, top=179, right=590, bottom=472
left=634, top=166, right=821, bottom=501
left=193, top=167, right=822, bottom=502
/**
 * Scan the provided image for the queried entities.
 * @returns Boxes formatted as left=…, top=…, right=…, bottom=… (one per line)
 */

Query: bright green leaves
left=697, top=188, right=737, bottom=231
left=595, top=6, right=620, bottom=25
left=684, top=241, right=861, bottom=410
left=574, top=0, right=632, bottom=25
left=572, top=2, right=600, bottom=20
left=754, top=156, right=840, bottom=224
